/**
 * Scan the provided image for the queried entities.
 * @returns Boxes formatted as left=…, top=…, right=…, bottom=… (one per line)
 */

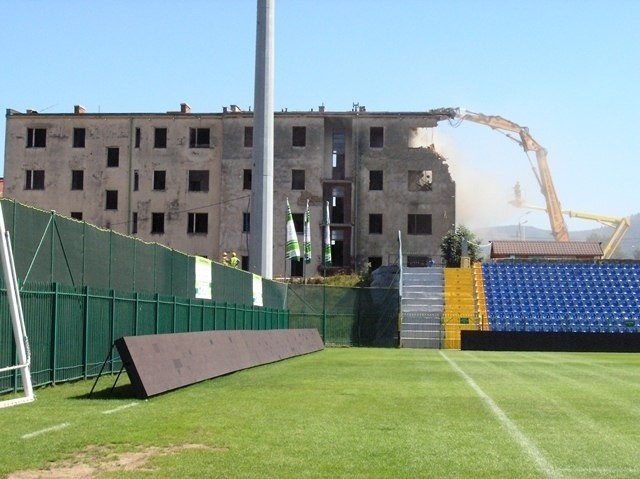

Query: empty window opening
left=26, top=128, right=46, bottom=148
left=243, top=169, right=252, bottom=190
left=25, top=170, right=45, bottom=190
left=107, top=147, right=120, bottom=167
left=408, top=170, right=433, bottom=191
left=292, top=213, right=303, bottom=233
left=73, top=128, right=86, bottom=148
left=133, top=170, right=139, bottom=191
left=292, top=126, right=306, bottom=147
left=369, top=170, right=383, bottom=190
left=241, top=255, right=249, bottom=271
left=332, top=129, right=346, bottom=180
left=369, top=214, right=383, bottom=234
left=188, top=213, right=208, bottom=234
left=135, top=128, right=141, bottom=148
left=408, top=127, right=433, bottom=149
left=105, top=190, right=118, bottom=210
left=369, top=127, right=384, bottom=148
left=244, top=126, right=253, bottom=148
left=154, top=128, right=167, bottom=148
left=189, top=128, right=210, bottom=148
left=291, top=169, right=305, bottom=190
left=70, top=212, right=83, bottom=221
left=407, top=214, right=432, bottom=235
left=291, top=259, right=303, bottom=277
left=188, top=170, right=209, bottom=191
left=153, top=170, right=166, bottom=190
left=330, top=186, right=345, bottom=223
left=329, top=228, right=345, bottom=267
left=131, top=212, right=138, bottom=234
left=151, top=213, right=165, bottom=234
left=71, top=170, right=84, bottom=190
left=242, top=212, right=251, bottom=233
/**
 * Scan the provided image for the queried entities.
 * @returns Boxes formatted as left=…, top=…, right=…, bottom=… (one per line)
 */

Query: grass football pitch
left=1, top=348, right=639, bottom=478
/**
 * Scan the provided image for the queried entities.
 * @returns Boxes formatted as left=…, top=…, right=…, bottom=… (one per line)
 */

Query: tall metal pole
left=249, top=0, right=275, bottom=278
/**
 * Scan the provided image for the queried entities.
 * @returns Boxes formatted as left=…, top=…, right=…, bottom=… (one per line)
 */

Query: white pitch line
left=559, top=467, right=640, bottom=476
left=439, top=351, right=561, bottom=479
left=102, top=402, right=139, bottom=414
left=22, top=422, right=70, bottom=439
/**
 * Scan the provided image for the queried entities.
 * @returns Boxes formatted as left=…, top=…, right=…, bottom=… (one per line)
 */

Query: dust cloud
left=432, top=129, right=518, bottom=229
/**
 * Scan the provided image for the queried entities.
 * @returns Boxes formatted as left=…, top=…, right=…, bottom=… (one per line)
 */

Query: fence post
left=110, top=289, right=115, bottom=373
left=51, top=283, right=59, bottom=384
left=134, top=292, right=139, bottom=336
left=155, top=293, right=160, bottom=334
left=172, top=296, right=177, bottom=333
left=187, top=297, right=192, bottom=332
left=83, top=286, right=89, bottom=379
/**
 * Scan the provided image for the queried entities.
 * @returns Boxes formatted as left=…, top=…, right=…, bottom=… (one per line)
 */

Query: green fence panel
left=174, top=299, right=190, bottom=333
left=113, top=291, right=137, bottom=341
left=133, top=241, right=157, bottom=293
left=211, top=264, right=252, bottom=305
left=0, top=291, right=15, bottom=392
left=51, top=217, right=85, bottom=286
left=136, top=292, right=158, bottom=335
left=202, top=302, right=215, bottom=331
left=154, top=247, right=174, bottom=296
left=215, top=303, right=227, bottom=330
left=172, top=253, right=193, bottom=298
left=1, top=199, right=290, bottom=311
left=262, top=278, right=288, bottom=309
left=357, top=287, right=399, bottom=347
left=285, top=284, right=398, bottom=346
left=9, top=205, right=54, bottom=285
left=53, top=284, right=86, bottom=382
left=110, top=232, right=136, bottom=292
left=156, top=295, right=174, bottom=334
left=85, top=287, right=115, bottom=376
left=21, top=284, right=56, bottom=386
left=84, top=226, right=112, bottom=291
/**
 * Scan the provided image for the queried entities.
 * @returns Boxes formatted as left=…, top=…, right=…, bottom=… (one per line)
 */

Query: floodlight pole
left=249, top=0, right=275, bottom=279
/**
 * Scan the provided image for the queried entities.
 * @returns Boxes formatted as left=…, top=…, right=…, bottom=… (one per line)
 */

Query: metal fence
left=0, top=198, right=288, bottom=308
left=1, top=282, right=288, bottom=393
left=287, top=283, right=399, bottom=347
left=0, top=199, right=401, bottom=394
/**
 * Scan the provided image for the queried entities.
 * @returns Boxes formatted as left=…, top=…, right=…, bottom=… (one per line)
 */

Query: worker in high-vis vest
left=230, top=252, right=239, bottom=268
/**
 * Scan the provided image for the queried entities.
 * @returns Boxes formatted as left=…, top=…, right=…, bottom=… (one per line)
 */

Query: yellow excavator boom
left=432, top=108, right=570, bottom=241
left=511, top=198, right=630, bottom=259
left=431, top=107, right=631, bottom=256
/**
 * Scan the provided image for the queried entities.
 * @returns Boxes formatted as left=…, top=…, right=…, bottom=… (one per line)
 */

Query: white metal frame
left=0, top=204, right=34, bottom=408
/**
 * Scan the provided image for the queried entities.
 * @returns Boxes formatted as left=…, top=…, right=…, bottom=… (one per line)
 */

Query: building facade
left=4, top=104, right=455, bottom=277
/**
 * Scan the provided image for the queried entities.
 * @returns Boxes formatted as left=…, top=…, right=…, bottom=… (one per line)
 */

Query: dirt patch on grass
left=8, top=443, right=228, bottom=478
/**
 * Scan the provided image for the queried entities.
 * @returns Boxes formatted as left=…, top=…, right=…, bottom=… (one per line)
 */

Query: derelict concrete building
left=4, top=104, right=455, bottom=278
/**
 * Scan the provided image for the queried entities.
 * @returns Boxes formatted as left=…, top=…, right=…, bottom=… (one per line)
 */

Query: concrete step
left=400, top=337, right=441, bottom=349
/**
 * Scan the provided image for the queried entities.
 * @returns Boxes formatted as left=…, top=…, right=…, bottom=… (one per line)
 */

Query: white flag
left=285, top=198, right=301, bottom=261
left=324, top=201, right=332, bottom=265
left=303, top=200, right=311, bottom=264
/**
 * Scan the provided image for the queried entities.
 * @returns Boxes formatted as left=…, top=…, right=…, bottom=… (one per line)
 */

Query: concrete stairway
left=400, top=267, right=444, bottom=348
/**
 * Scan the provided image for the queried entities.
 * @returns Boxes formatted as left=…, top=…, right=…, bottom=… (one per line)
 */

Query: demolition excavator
left=430, top=108, right=630, bottom=258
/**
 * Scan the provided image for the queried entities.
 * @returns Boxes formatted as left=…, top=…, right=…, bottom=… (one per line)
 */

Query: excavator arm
left=510, top=197, right=631, bottom=259
left=565, top=210, right=630, bottom=259
left=431, top=108, right=570, bottom=241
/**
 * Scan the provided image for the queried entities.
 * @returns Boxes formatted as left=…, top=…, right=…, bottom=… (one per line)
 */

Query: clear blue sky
left=3, top=0, right=639, bottom=234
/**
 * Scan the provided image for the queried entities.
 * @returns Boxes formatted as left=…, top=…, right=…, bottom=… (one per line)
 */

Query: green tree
left=440, top=225, right=483, bottom=267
